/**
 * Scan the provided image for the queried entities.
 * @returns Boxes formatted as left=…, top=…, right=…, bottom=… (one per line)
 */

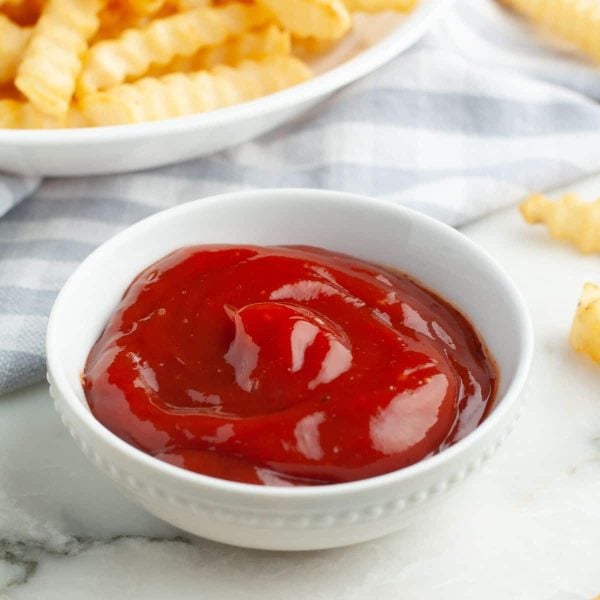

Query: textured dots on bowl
left=341, top=511, right=359, bottom=524
left=390, top=498, right=407, bottom=512
left=449, top=471, right=466, bottom=485
left=126, top=474, right=141, bottom=489
left=108, top=464, right=121, bottom=479
left=148, top=486, right=166, bottom=501
left=365, top=506, right=383, bottom=520
left=290, top=515, right=311, bottom=528
left=431, top=481, right=448, bottom=495
left=409, top=491, right=428, bottom=505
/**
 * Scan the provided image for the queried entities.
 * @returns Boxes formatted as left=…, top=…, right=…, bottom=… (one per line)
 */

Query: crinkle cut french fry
left=520, top=193, right=600, bottom=254
left=15, top=0, right=103, bottom=117
left=199, top=25, right=291, bottom=69
left=502, top=0, right=600, bottom=62
left=78, top=3, right=270, bottom=95
left=148, top=25, right=291, bottom=77
left=0, top=98, right=86, bottom=128
left=0, top=15, right=32, bottom=84
left=343, top=0, right=417, bottom=11
left=570, top=282, right=600, bottom=364
left=257, top=0, right=351, bottom=39
left=81, top=55, right=311, bottom=126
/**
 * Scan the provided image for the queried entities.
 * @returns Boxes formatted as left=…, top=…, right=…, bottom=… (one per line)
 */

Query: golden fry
left=198, top=25, right=291, bottom=69
left=502, top=0, right=600, bottom=62
left=80, top=55, right=311, bottom=126
left=520, top=193, right=600, bottom=254
left=0, top=15, right=32, bottom=84
left=15, top=0, right=103, bottom=117
left=148, top=25, right=291, bottom=76
left=570, top=282, right=600, bottom=364
left=0, top=98, right=86, bottom=128
left=78, top=3, right=269, bottom=95
left=343, top=0, right=417, bottom=11
left=257, top=0, right=351, bottom=39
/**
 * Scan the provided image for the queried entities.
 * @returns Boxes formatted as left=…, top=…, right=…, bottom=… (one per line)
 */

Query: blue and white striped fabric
left=2, top=0, right=600, bottom=394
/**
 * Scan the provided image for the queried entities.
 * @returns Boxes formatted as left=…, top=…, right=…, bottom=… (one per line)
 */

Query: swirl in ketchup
left=83, top=245, right=497, bottom=486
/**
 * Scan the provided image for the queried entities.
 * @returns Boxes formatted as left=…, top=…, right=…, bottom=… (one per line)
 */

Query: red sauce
left=83, top=245, right=497, bottom=486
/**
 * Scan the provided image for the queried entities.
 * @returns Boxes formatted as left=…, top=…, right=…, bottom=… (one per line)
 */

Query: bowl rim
left=0, top=0, right=451, bottom=146
left=47, top=188, right=534, bottom=499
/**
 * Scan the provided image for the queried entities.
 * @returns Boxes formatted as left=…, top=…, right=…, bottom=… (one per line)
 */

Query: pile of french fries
left=0, top=0, right=416, bottom=129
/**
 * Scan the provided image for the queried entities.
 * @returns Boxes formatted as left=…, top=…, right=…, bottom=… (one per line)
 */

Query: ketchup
left=83, top=245, right=497, bottom=486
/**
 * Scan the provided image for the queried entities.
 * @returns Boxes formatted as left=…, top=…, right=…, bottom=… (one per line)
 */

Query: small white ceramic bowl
left=47, top=189, right=533, bottom=551
left=0, top=0, right=449, bottom=177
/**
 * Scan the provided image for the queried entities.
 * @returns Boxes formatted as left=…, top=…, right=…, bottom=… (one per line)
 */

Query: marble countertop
left=1, top=178, right=599, bottom=599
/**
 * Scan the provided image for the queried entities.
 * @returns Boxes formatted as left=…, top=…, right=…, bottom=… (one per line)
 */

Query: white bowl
left=47, top=189, right=533, bottom=550
left=0, top=0, right=449, bottom=177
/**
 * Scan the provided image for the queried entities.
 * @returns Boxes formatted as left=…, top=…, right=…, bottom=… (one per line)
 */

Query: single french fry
left=502, top=0, right=600, bottom=63
left=520, top=193, right=600, bottom=254
left=198, top=24, right=291, bottom=69
left=15, top=0, right=103, bottom=117
left=80, top=55, right=311, bottom=126
left=0, top=15, right=32, bottom=84
left=0, top=98, right=86, bottom=128
left=570, top=282, right=600, bottom=364
left=78, top=3, right=270, bottom=95
left=343, top=0, right=417, bottom=11
left=257, top=0, right=351, bottom=39
left=148, top=25, right=291, bottom=77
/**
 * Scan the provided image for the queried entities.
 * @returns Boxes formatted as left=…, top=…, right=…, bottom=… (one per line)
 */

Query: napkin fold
left=3, top=0, right=600, bottom=394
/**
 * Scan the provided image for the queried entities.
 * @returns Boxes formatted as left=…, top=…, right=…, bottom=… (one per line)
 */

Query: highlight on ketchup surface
left=83, top=244, right=497, bottom=486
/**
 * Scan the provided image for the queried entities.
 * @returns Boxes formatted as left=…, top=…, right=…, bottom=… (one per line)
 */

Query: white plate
left=0, top=0, right=449, bottom=177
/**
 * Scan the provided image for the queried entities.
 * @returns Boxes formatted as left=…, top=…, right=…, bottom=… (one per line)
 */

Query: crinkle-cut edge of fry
left=15, top=0, right=103, bottom=118
left=80, top=55, right=312, bottom=126
left=146, top=25, right=292, bottom=77
left=520, top=192, right=600, bottom=254
left=257, top=0, right=352, bottom=39
left=570, top=282, right=600, bottom=364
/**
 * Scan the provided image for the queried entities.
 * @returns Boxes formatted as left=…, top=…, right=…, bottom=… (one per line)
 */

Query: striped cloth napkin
left=2, top=0, right=600, bottom=395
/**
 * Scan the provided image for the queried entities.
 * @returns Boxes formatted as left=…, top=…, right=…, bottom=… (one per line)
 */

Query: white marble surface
left=1, top=179, right=600, bottom=599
